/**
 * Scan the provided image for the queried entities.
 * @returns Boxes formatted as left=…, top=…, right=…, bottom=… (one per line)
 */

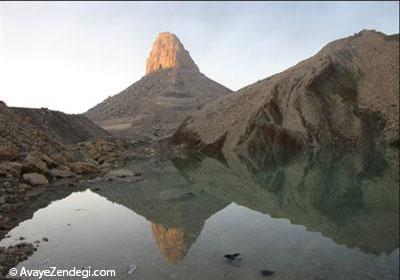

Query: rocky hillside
left=0, top=102, right=109, bottom=156
left=85, top=32, right=232, bottom=139
left=0, top=101, right=133, bottom=247
left=171, top=30, right=399, bottom=159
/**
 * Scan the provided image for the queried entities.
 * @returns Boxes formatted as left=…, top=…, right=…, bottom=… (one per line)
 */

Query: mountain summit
left=85, top=32, right=231, bottom=139
left=146, top=32, right=199, bottom=75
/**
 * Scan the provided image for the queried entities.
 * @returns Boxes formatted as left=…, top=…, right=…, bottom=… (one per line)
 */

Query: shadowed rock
left=171, top=30, right=399, bottom=157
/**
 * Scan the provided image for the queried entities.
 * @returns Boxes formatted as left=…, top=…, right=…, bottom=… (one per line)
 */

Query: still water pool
left=1, top=151, right=399, bottom=280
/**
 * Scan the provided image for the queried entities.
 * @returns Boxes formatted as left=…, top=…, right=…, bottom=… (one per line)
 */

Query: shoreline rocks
left=0, top=243, right=36, bottom=278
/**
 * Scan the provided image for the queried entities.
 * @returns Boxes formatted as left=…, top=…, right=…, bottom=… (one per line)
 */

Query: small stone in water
left=224, top=253, right=242, bottom=267
left=127, top=264, right=137, bottom=275
left=224, top=253, right=241, bottom=260
left=260, top=269, right=274, bottom=277
left=42, top=237, right=49, bottom=242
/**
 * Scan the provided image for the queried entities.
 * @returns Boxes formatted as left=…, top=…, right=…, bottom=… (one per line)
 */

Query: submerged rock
left=68, top=162, right=100, bottom=175
left=224, top=253, right=242, bottom=267
left=224, top=253, right=241, bottom=260
left=105, top=168, right=135, bottom=178
left=104, top=168, right=144, bottom=182
left=260, top=270, right=274, bottom=277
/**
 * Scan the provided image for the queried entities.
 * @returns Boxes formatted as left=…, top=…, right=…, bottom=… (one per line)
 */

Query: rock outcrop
left=85, top=32, right=232, bottom=139
left=171, top=30, right=399, bottom=159
left=146, top=32, right=199, bottom=75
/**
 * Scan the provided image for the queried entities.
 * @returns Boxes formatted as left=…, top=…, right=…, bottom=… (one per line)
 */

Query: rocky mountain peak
left=145, top=32, right=200, bottom=75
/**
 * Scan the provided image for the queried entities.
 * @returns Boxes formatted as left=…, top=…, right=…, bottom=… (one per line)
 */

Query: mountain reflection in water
left=170, top=149, right=399, bottom=256
left=1, top=148, right=398, bottom=280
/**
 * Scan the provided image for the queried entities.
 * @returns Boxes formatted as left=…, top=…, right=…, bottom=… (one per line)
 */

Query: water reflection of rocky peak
left=151, top=223, right=195, bottom=264
left=171, top=148, right=399, bottom=256
left=95, top=161, right=228, bottom=263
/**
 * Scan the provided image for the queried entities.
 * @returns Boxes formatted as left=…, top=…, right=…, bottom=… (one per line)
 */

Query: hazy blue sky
left=0, top=1, right=398, bottom=113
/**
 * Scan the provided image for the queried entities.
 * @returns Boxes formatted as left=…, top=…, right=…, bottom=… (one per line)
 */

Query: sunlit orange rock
left=151, top=222, right=195, bottom=264
left=146, top=32, right=199, bottom=75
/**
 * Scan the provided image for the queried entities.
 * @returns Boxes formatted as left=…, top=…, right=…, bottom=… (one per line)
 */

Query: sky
left=0, top=1, right=399, bottom=114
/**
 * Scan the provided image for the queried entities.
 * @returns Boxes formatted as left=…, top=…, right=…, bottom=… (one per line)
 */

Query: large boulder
left=29, top=150, right=57, bottom=168
left=22, top=154, right=48, bottom=175
left=22, top=173, right=49, bottom=186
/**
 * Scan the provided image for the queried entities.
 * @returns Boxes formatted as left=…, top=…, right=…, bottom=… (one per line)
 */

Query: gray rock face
left=171, top=30, right=399, bottom=157
left=85, top=32, right=232, bottom=139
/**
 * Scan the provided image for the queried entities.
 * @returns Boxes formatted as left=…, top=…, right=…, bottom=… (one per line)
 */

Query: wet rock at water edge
left=68, top=162, right=100, bottom=175
left=0, top=242, right=36, bottom=277
left=49, top=168, right=75, bottom=179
